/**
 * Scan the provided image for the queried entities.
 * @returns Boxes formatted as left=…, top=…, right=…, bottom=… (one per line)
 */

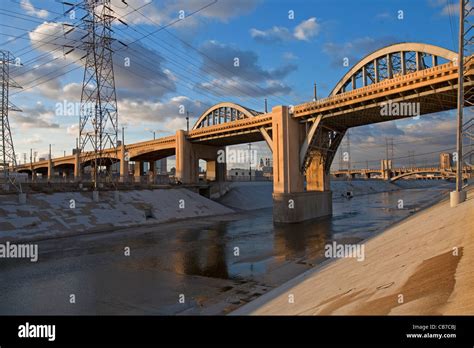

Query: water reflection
left=273, top=218, right=331, bottom=262
left=168, top=187, right=450, bottom=280
left=173, top=227, right=229, bottom=279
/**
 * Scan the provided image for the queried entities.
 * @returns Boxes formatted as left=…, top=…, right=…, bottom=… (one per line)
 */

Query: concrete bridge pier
left=175, top=130, right=199, bottom=184
left=148, top=160, right=155, bottom=183
left=119, top=145, right=129, bottom=183
left=381, top=159, right=393, bottom=180
left=74, top=152, right=81, bottom=181
left=272, top=106, right=332, bottom=223
left=175, top=130, right=227, bottom=184
left=205, top=148, right=226, bottom=182
left=47, top=159, right=53, bottom=181
left=134, top=161, right=144, bottom=183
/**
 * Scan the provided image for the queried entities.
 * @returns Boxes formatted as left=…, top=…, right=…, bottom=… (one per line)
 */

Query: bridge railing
left=294, top=56, right=474, bottom=116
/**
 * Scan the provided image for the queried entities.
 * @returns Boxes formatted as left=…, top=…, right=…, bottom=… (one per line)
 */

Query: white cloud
left=10, top=101, right=59, bottom=129
left=24, top=22, right=176, bottom=101
left=294, top=17, right=319, bottom=41
left=20, top=0, right=48, bottom=19
left=118, top=96, right=206, bottom=126
left=250, top=17, right=320, bottom=43
left=250, top=26, right=293, bottom=43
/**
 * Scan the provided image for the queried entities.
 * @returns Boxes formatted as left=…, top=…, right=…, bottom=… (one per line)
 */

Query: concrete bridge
left=15, top=42, right=474, bottom=223
left=332, top=165, right=472, bottom=182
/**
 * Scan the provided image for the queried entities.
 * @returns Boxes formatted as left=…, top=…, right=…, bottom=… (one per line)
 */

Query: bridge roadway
left=14, top=43, right=474, bottom=222
left=332, top=166, right=472, bottom=182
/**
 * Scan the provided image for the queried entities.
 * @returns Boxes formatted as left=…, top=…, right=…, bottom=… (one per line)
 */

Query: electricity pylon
left=76, top=0, right=119, bottom=188
left=0, top=50, right=21, bottom=181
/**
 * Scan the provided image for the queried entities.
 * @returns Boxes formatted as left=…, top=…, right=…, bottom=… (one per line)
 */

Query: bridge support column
left=206, top=160, right=226, bottom=181
left=119, top=145, right=129, bottom=183
left=74, top=152, right=81, bottom=181
left=306, top=152, right=330, bottom=191
left=271, top=106, right=332, bottom=223
left=175, top=130, right=198, bottom=184
left=148, top=160, right=156, bottom=183
left=134, top=161, right=144, bottom=183
left=47, top=159, right=53, bottom=181
left=381, top=159, right=393, bottom=180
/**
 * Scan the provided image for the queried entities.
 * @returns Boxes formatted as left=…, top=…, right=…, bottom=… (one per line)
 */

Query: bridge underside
left=190, top=130, right=268, bottom=147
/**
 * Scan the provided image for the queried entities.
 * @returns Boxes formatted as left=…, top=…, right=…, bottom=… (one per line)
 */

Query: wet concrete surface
left=0, top=183, right=452, bottom=315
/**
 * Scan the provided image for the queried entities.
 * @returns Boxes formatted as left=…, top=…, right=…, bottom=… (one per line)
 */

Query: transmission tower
left=76, top=0, right=119, bottom=188
left=0, top=50, right=21, bottom=180
left=462, top=1, right=474, bottom=169
left=452, top=0, right=473, bottom=204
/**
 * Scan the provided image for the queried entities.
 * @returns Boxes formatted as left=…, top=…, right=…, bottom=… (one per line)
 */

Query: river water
left=0, top=182, right=453, bottom=315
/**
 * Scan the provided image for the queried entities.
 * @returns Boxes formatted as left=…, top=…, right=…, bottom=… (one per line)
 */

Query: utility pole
left=313, top=82, right=317, bottom=101
left=451, top=0, right=469, bottom=206
left=385, top=137, right=394, bottom=161
left=347, top=129, right=351, bottom=181
left=248, top=143, right=252, bottom=181
left=264, top=98, right=268, bottom=113
left=408, top=151, right=415, bottom=168
left=186, top=111, right=191, bottom=132
left=0, top=50, right=21, bottom=181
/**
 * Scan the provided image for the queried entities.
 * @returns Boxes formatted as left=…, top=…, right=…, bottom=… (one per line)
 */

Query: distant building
left=439, top=153, right=452, bottom=170
left=157, top=158, right=167, bottom=174
left=227, top=168, right=267, bottom=181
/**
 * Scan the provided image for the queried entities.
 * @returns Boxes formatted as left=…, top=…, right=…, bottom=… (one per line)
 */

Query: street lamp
left=186, top=111, right=192, bottom=132
left=248, top=143, right=252, bottom=182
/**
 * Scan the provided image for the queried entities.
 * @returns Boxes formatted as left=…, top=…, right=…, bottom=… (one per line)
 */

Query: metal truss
left=77, top=0, right=119, bottom=187
left=0, top=50, right=21, bottom=180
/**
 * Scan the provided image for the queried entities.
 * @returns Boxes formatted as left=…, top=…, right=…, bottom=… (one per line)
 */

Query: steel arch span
left=192, top=102, right=263, bottom=130
left=329, top=42, right=457, bottom=96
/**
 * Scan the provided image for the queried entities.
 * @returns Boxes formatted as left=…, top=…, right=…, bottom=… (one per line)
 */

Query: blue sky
left=0, top=0, right=469, bottom=169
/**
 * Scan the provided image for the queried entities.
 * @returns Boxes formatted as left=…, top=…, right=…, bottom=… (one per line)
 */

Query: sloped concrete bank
left=233, top=187, right=474, bottom=315
left=217, top=180, right=452, bottom=211
left=0, top=189, right=233, bottom=242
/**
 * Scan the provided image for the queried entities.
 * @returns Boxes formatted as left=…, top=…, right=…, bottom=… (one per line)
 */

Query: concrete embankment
left=218, top=179, right=451, bottom=211
left=233, top=188, right=473, bottom=315
left=0, top=189, right=233, bottom=242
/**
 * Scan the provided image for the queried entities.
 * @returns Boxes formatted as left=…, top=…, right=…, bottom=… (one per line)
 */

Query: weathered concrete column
left=206, top=159, right=226, bottom=181
left=74, top=152, right=81, bottom=181
left=158, top=158, right=167, bottom=174
left=272, top=106, right=304, bottom=194
left=47, top=159, right=53, bottom=181
left=272, top=105, right=332, bottom=223
left=306, top=152, right=329, bottom=191
left=175, top=130, right=198, bottom=184
left=119, top=145, right=129, bottom=182
left=134, top=161, right=144, bottom=183
left=381, top=159, right=393, bottom=180
left=148, top=160, right=156, bottom=183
